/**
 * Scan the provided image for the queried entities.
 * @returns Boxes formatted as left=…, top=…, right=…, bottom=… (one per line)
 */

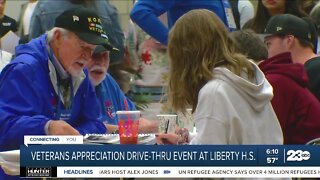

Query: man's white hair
left=47, top=27, right=70, bottom=42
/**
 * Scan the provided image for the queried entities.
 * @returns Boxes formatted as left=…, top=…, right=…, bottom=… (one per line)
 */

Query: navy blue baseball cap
left=55, top=7, right=117, bottom=51
left=262, top=14, right=317, bottom=53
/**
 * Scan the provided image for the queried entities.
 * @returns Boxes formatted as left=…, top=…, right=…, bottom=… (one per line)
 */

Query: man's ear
left=285, top=35, right=296, bottom=48
left=54, top=30, right=66, bottom=46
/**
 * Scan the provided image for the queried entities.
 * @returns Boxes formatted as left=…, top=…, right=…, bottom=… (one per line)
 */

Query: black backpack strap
left=229, top=0, right=240, bottom=29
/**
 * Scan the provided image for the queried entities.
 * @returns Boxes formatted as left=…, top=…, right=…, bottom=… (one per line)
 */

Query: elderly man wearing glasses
left=0, top=7, right=115, bottom=153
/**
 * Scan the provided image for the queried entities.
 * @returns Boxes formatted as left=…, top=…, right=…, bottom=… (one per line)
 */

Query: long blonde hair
left=168, top=9, right=255, bottom=113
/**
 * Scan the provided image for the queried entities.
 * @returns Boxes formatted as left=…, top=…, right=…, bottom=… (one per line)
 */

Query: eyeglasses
left=71, top=32, right=96, bottom=56
left=92, top=51, right=108, bottom=59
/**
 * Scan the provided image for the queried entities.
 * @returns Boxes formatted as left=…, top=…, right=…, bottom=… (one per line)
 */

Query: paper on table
left=0, top=31, right=20, bottom=54
left=84, top=134, right=120, bottom=144
left=84, top=134, right=155, bottom=145
left=0, top=150, right=19, bottom=162
left=0, top=150, right=20, bottom=176
left=0, top=159, right=20, bottom=176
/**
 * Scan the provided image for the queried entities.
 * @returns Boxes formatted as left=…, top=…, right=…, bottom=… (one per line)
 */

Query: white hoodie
left=190, top=62, right=283, bottom=145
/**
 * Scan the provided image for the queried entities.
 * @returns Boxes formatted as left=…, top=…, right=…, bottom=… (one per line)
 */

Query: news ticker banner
left=20, top=166, right=320, bottom=178
left=19, top=144, right=320, bottom=178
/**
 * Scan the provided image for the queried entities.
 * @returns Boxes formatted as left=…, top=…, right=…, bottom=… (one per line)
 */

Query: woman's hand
left=175, top=128, right=190, bottom=144
left=156, top=128, right=190, bottom=145
left=156, top=133, right=180, bottom=145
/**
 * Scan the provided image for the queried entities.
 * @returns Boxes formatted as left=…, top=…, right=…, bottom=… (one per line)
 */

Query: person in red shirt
left=259, top=14, right=320, bottom=144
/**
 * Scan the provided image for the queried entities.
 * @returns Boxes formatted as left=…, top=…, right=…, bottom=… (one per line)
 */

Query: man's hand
left=48, top=120, right=80, bottom=135
left=105, top=123, right=118, bottom=134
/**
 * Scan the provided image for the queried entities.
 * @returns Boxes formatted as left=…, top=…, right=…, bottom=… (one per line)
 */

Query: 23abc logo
left=286, top=150, right=310, bottom=161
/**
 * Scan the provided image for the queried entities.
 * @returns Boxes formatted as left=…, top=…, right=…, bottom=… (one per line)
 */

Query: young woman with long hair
left=156, top=9, right=283, bottom=145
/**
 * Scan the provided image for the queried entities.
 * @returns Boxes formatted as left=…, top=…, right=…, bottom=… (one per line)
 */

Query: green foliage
left=132, top=93, right=152, bottom=111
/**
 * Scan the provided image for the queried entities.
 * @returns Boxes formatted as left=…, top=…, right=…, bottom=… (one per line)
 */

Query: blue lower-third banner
left=19, top=145, right=320, bottom=178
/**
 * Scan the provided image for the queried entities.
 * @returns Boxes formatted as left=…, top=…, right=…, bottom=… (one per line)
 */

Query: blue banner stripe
left=20, top=145, right=320, bottom=167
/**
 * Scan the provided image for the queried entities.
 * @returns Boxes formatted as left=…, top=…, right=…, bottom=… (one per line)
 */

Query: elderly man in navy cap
left=0, top=7, right=115, bottom=153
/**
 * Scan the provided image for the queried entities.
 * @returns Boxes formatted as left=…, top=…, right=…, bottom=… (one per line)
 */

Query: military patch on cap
left=54, top=7, right=116, bottom=51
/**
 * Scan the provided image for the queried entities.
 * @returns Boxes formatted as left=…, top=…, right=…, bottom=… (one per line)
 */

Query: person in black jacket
left=0, top=0, right=17, bottom=38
